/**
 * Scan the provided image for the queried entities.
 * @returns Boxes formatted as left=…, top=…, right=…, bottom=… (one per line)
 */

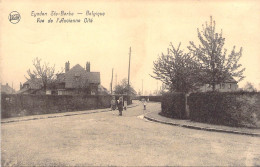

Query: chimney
left=20, top=82, right=23, bottom=90
left=86, top=62, right=90, bottom=72
left=65, top=61, right=70, bottom=73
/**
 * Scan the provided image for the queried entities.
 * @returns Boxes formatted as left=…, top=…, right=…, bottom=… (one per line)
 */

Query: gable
left=64, top=64, right=100, bottom=88
left=1, top=84, right=16, bottom=94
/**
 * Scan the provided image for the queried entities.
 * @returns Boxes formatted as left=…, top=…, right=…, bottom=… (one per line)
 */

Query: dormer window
left=75, top=73, right=80, bottom=81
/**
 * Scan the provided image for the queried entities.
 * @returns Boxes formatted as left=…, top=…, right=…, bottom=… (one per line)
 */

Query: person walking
left=124, top=98, right=127, bottom=110
left=142, top=98, right=146, bottom=110
left=118, top=96, right=123, bottom=116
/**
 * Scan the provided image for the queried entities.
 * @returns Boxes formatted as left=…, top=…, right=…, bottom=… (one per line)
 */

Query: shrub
left=160, top=92, right=187, bottom=119
left=188, top=92, right=260, bottom=128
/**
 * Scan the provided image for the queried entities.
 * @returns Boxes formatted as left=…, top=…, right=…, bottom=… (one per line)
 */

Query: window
left=222, top=83, right=225, bottom=89
left=75, top=73, right=80, bottom=81
left=46, top=90, right=51, bottom=95
left=58, top=90, right=63, bottom=95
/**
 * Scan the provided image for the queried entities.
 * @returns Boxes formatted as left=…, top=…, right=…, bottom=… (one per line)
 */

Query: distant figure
left=111, top=96, right=116, bottom=111
left=124, top=99, right=127, bottom=110
left=142, top=98, right=146, bottom=110
left=118, top=96, right=123, bottom=116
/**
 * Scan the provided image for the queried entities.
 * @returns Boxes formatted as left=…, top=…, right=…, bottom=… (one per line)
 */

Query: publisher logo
left=8, top=11, right=21, bottom=24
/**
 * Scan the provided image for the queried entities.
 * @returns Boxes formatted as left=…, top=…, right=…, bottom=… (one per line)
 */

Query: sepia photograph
left=1, top=0, right=260, bottom=166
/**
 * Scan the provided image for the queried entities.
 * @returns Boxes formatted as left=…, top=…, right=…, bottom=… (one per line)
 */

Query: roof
left=23, top=78, right=42, bottom=89
left=199, top=72, right=238, bottom=84
left=224, top=76, right=237, bottom=83
left=16, top=88, right=30, bottom=94
left=63, top=64, right=100, bottom=88
left=22, top=64, right=101, bottom=90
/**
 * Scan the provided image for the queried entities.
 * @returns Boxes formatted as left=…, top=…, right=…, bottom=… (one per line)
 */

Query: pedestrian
left=124, top=98, right=127, bottom=110
left=111, top=96, right=116, bottom=111
left=118, top=96, right=123, bottom=116
left=143, top=98, right=146, bottom=110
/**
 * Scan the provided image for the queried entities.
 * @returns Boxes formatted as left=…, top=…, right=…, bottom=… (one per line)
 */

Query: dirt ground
left=2, top=101, right=260, bottom=166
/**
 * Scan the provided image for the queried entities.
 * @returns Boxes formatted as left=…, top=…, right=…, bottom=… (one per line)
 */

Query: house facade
left=52, top=61, right=100, bottom=95
left=17, top=78, right=43, bottom=94
left=199, top=76, right=238, bottom=92
left=1, top=83, right=16, bottom=94
left=18, top=61, right=101, bottom=95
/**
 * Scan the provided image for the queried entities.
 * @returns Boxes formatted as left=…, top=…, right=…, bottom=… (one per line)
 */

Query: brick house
left=199, top=76, right=238, bottom=92
left=1, top=83, right=16, bottom=94
left=18, top=61, right=101, bottom=95
left=17, top=78, right=44, bottom=94
left=52, top=61, right=100, bottom=95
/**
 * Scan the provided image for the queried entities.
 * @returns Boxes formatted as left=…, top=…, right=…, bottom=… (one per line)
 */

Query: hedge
left=160, top=92, right=187, bottom=119
left=188, top=92, right=260, bottom=128
left=1, top=94, right=112, bottom=118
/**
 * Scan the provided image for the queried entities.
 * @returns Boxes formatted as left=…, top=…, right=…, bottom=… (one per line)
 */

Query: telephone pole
left=12, top=82, right=14, bottom=94
left=111, top=68, right=113, bottom=94
left=128, top=47, right=131, bottom=96
left=115, top=73, right=117, bottom=86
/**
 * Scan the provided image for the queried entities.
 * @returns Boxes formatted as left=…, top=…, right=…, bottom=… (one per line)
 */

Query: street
left=1, top=101, right=260, bottom=166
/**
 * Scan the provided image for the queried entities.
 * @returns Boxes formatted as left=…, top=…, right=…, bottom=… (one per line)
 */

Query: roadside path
left=1, top=102, right=138, bottom=124
left=144, top=108, right=260, bottom=137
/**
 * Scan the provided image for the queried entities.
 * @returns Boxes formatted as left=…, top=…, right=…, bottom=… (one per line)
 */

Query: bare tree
left=25, top=57, right=61, bottom=91
left=188, top=16, right=245, bottom=91
left=243, top=82, right=257, bottom=92
left=114, top=78, right=136, bottom=95
left=151, top=43, right=201, bottom=93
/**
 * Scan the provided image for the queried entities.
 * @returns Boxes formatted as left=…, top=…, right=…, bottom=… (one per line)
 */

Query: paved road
left=2, top=101, right=260, bottom=166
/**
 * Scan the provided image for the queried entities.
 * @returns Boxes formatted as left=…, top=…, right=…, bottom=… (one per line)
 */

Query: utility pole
left=111, top=68, right=113, bottom=94
left=12, top=82, right=14, bottom=94
left=128, top=47, right=131, bottom=96
left=115, top=73, right=117, bottom=86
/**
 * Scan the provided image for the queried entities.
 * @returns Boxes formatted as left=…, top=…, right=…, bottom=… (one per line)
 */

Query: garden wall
left=160, top=92, right=187, bottom=119
left=148, top=96, right=162, bottom=102
left=1, top=94, right=112, bottom=118
left=188, top=92, right=260, bottom=128
left=138, top=96, right=162, bottom=102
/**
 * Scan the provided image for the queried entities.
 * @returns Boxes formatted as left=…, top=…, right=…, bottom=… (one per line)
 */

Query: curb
left=144, top=114, right=260, bottom=137
left=2, top=104, right=139, bottom=124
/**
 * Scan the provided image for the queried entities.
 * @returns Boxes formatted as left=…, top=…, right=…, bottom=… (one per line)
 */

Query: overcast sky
left=1, top=0, right=260, bottom=93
